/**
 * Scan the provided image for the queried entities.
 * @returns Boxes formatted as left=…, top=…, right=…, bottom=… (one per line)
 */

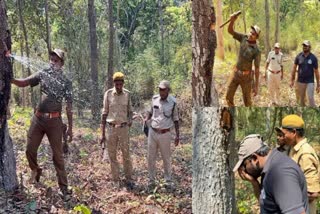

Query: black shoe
left=125, top=180, right=135, bottom=190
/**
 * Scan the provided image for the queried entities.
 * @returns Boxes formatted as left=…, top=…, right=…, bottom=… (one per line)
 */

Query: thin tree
left=0, top=0, right=18, bottom=191
left=106, top=0, right=114, bottom=90
left=88, top=0, right=99, bottom=120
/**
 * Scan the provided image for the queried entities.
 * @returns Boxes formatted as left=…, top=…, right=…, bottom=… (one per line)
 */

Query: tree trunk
left=216, top=0, right=224, bottom=60
left=274, top=0, right=280, bottom=43
left=17, top=0, right=34, bottom=108
left=88, top=0, right=99, bottom=120
left=0, top=0, right=18, bottom=191
left=192, top=107, right=236, bottom=214
left=191, top=0, right=217, bottom=107
left=106, top=0, right=114, bottom=91
left=44, top=0, right=51, bottom=56
left=158, top=0, right=165, bottom=65
left=264, top=0, right=271, bottom=56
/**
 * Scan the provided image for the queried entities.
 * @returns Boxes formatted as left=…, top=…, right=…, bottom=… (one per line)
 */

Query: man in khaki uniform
left=144, top=80, right=179, bottom=190
left=265, top=43, right=284, bottom=106
left=225, top=12, right=261, bottom=107
left=11, top=49, right=73, bottom=198
left=278, top=114, right=320, bottom=214
left=100, top=72, right=134, bottom=189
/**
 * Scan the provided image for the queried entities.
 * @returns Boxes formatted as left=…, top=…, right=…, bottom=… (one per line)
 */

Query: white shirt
left=266, top=51, right=283, bottom=71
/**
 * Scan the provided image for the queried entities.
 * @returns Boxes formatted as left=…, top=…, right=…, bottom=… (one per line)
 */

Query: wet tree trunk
left=44, top=0, right=51, bottom=55
left=106, top=0, right=114, bottom=91
left=17, top=0, right=34, bottom=108
left=274, top=0, right=280, bottom=43
left=265, top=0, right=271, bottom=56
left=88, top=0, right=99, bottom=120
left=0, top=0, right=18, bottom=191
left=191, top=0, right=217, bottom=107
left=158, top=0, right=165, bottom=65
left=192, top=108, right=236, bottom=214
left=216, top=0, right=224, bottom=60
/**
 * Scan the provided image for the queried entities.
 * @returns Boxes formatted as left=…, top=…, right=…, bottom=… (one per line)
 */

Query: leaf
left=73, top=204, right=92, bottom=214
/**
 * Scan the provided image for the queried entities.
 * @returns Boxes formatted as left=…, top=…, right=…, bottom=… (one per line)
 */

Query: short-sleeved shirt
left=289, top=138, right=320, bottom=193
left=266, top=51, right=283, bottom=71
left=149, top=95, right=179, bottom=129
left=260, top=149, right=309, bottom=214
left=27, top=68, right=72, bottom=112
left=102, top=87, right=132, bottom=124
left=294, top=52, right=318, bottom=83
left=233, top=32, right=261, bottom=71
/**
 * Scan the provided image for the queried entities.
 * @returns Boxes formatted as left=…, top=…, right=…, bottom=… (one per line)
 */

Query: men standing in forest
left=100, top=72, right=134, bottom=190
left=234, top=134, right=309, bottom=213
left=290, top=40, right=320, bottom=106
left=11, top=49, right=73, bottom=199
left=144, top=80, right=179, bottom=191
left=277, top=114, right=320, bottom=214
left=265, top=43, right=283, bottom=106
left=225, top=12, right=261, bottom=107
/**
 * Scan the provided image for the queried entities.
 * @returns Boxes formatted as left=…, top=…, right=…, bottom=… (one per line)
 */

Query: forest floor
left=214, top=53, right=320, bottom=107
left=0, top=107, right=192, bottom=214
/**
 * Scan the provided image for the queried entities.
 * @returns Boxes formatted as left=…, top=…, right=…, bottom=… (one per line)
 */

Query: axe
left=220, top=11, right=242, bottom=28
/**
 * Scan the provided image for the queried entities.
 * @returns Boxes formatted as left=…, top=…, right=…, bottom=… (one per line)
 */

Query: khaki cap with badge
left=233, top=134, right=267, bottom=172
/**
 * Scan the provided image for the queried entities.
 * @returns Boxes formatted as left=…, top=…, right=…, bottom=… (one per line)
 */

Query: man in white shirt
left=265, top=43, right=283, bottom=106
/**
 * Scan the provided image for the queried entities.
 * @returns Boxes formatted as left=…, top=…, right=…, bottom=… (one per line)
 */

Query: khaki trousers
left=295, top=82, right=316, bottom=107
left=147, top=128, right=172, bottom=183
left=106, top=125, right=132, bottom=181
left=226, top=70, right=253, bottom=107
left=27, top=115, right=68, bottom=189
left=309, top=199, right=317, bottom=214
left=267, top=72, right=281, bottom=104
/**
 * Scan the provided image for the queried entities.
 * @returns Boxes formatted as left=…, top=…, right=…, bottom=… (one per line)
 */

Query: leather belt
left=152, top=127, right=170, bottom=134
left=35, top=111, right=60, bottom=119
left=237, top=70, right=251, bottom=75
left=108, top=122, right=127, bottom=128
left=268, top=70, right=281, bottom=74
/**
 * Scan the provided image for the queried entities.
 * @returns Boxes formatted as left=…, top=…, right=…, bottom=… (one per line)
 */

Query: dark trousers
left=226, top=70, right=253, bottom=107
left=26, top=115, right=68, bottom=189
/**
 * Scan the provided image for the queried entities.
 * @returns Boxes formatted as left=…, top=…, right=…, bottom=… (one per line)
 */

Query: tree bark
left=274, top=0, right=280, bottom=43
left=88, top=0, right=99, bottom=120
left=106, top=0, right=114, bottom=91
left=17, top=0, right=34, bottom=108
left=44, top=0, right=51, bottom=56
left=192, top=107, right=236, bottom=214
left=264, top=0, right=271, bottom=56
left=0, top=0, right=18, bottom=191
left=216, top=0, right=224, bottom=60
left=158, top=0, right=165, bottom=65
left=191, top=0, right=217, bottom=107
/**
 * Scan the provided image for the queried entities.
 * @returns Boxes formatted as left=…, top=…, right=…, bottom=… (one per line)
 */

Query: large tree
left=0, top=0, right=18, bottom=191
left=192, top=1, right=237, bottom=213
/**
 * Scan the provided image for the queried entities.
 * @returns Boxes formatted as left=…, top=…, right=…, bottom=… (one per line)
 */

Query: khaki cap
left=302, top=40, right=311, bottom=46
left=233, top=134, right=267, bottom=172
left=158, top=80, right=170, bottom=89
left=50, top=49, right=65, bottom=61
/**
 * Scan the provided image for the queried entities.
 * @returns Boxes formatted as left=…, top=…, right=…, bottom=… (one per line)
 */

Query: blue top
left=294, top=52, right=318, bottom=83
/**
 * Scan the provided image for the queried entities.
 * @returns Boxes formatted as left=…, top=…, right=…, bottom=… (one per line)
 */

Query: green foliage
left=73, top=204, right=91, bottom=214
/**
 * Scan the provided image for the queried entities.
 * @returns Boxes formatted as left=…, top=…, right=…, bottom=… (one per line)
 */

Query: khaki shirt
left=266, top=51, right=283, bottom=71
left=149, top=95, right=179, bottom=129
left=102, top=87, right=132, bottom=124
left=289, top=138, right=320, bottom=193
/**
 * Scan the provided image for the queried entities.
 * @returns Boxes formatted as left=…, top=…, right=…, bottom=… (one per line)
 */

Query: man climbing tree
left=0, top=0, right=18, bottom=191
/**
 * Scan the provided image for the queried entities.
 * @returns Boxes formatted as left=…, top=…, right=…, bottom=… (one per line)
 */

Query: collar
left=112, top=87, right=123, bottom=95
left=292, top=138, right=307, bottom=152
